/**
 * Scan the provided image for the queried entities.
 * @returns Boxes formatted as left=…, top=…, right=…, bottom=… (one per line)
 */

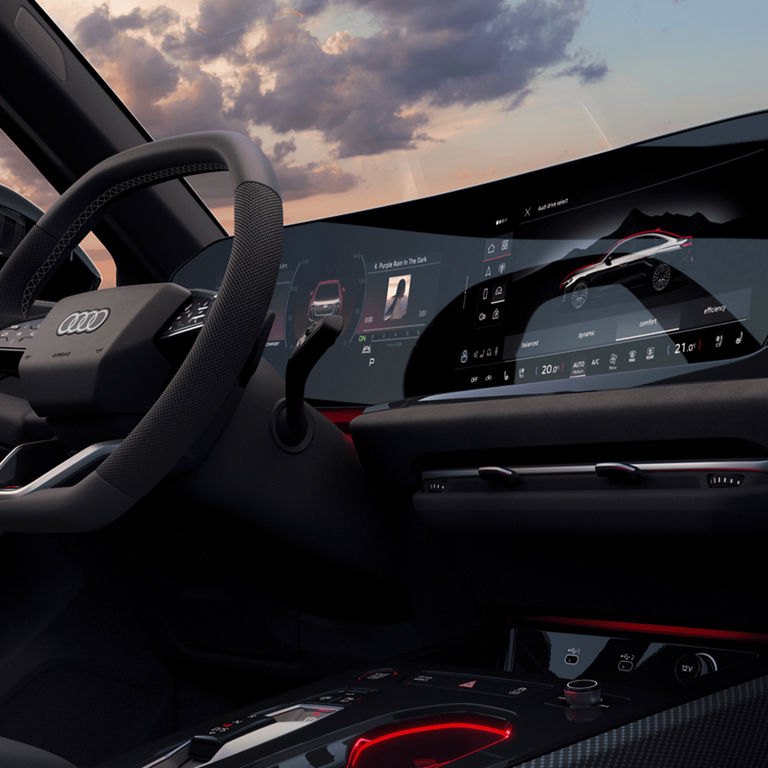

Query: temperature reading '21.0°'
left=675, top=341, right=699, bottom=355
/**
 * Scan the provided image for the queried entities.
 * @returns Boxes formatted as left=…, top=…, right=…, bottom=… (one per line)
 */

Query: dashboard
left=173, top=110, right=768, bottom=406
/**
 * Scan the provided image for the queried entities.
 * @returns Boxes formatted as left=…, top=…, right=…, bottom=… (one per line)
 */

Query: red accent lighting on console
left=528, top=616, right=768, bottom=643
left=347, top=715, right=513, bottom=768
left=318, top=408, right=364, bottom=433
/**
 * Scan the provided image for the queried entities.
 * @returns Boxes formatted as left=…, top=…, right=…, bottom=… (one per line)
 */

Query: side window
left=0, top=131, right=110, bottom=288
left=0, top=206, right=27, bottom=263
left=626, top=235, right=664, bottom=253
left=609, top=235, right=663, bottom=259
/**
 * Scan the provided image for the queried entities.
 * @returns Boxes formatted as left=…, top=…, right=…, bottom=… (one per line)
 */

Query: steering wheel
left=0, top=131, right=282, bottom=531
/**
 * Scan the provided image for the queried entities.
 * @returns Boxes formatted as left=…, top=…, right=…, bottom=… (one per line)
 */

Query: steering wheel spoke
left=0, top=439, right=119, bottom=497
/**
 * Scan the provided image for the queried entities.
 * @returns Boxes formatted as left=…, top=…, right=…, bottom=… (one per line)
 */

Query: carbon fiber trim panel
left=515, top=675, right=768, bottom=768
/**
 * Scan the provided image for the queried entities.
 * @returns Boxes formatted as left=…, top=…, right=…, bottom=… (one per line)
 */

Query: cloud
left=225, top=0, right=606, bottom=156
left=78, top=0, right=608, bottom=160
left=265, top=138, right=360, bottom=201
left=273, top=137, right=297, bottom=162
left=70, top=3, right=358, bottom=203
left=75, top=6, right=181, bottom=130
left=162, top=0, right=280, bottom=61
left=110, top=5, right=179, bottom=34
left=274, top=157, right=360, bottom=200
left=556, top=52, right=609, bottom=84
left=188, top=135, right=359, bottom=205
left=230, top=24, right=434, bottom=158
left=76, top=7, right=247, bottom=137
left=292, top=0, right=331, bottom=16
left=75, top=3, right=179, bottom=48
left=152, top=66, right=249, bottom=135
left=264, top=137, right=360, bottom=201
left=2, top=0, right=608, bottom=211
left=227, top=20, right=436, bottom=157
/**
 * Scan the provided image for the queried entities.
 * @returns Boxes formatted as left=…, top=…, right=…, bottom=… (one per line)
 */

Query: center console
left=112, top=624, right=768, bottom=768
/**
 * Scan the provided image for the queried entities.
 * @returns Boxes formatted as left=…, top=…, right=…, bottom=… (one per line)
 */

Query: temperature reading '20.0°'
left=538, top=362, right=563, bottom=376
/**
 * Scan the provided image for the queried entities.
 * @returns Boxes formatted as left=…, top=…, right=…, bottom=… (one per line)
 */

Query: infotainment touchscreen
left=173, top=111, right=768, bottom=405
left=404, top=119, right=768, bottom=399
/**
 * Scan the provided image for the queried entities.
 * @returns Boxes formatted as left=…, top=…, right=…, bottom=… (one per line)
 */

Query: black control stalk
left=277, top=315, right=343, bottom=446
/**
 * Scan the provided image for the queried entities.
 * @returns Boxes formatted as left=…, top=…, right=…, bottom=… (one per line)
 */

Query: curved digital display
left=173, top=111, right=768, bottom=405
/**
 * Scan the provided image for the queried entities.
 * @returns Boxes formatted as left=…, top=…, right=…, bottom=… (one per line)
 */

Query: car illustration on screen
left=559, top=229, right=693, bottom=309
left=308, top=279, right=344, bottom=320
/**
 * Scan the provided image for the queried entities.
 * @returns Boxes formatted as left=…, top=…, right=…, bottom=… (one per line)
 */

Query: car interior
left=0, top=2, right=768, bottom=768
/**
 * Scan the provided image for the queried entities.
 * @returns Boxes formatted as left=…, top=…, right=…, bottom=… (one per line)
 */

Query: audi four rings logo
left=56, top=309, right=111, bottom=336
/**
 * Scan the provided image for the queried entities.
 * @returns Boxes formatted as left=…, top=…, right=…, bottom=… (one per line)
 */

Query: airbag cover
left=20, top=283, right=189, bottom=417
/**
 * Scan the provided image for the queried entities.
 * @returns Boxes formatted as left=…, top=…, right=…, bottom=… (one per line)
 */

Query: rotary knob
left=563, top=679, right=601, bottom=709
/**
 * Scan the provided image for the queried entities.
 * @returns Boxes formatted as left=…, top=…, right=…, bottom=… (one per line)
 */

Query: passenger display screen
left=173, top=111, right=768, bottom=404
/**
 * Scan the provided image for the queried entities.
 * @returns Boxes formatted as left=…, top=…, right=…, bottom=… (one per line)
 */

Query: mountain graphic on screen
left=561, top=209, right=713, bottom=264
left=559, top=206, right=764, bottom=266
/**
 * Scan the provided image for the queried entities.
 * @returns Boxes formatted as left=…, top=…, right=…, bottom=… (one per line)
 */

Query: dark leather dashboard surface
left=351, top=377, right=768, bottom=486
left=350, top=377, right=768, bottom=627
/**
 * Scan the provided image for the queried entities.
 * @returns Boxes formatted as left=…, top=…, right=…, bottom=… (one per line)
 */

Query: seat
left=0, top=736, right=77, bottom=768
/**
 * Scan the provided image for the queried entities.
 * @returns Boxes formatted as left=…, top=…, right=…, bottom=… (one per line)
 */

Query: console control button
left=272, top=706, right=337, bottom=723
left=357, top=668, right=398, bottom=681
left=563, top=679, right=601, bottom=709
left=404, top=671, right=549, bottom=700
left=307, top=689, right=377, bottom=706
left=190, top=714, right=274, bottom=761
left=548, top=695, right=612, bottom=711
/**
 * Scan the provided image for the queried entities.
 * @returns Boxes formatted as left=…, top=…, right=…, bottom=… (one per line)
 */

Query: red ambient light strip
left=530, top=615, right=768, bottom=643
left=318, top=408, right=364, bottom=432
left=347, top=721, right=513, bottom=768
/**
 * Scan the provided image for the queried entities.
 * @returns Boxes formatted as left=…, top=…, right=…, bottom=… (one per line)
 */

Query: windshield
left=1, top=1, right=767, bottom=285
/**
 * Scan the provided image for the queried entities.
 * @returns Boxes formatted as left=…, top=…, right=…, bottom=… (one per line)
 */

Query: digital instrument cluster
left=173, top=111, right=768, bottom=405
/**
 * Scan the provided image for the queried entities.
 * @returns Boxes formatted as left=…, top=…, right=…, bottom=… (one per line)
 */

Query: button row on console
left=356, top=667, right=399, bottom=681
left=403, top=670, right=551, bottom=699
left=191, top=701, right=346, bottom=762
left=191, top=712, right=276, bottom=761
left=308, top=688, right=378, bottom=706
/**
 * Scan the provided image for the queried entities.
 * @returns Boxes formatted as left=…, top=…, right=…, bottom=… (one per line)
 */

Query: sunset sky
left=1, top=0, right=766, bottom=285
